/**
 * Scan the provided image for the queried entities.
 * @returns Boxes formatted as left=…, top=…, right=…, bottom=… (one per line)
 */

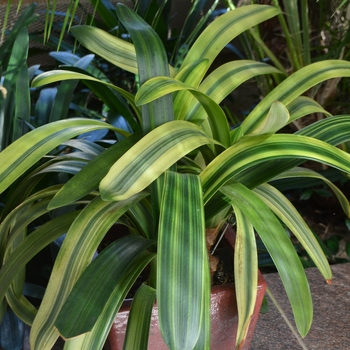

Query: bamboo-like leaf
left=157, top=172, right=210, bottom=349
left=181, top=5, right=279, bottom=71
left=30, top=193, right=148, bottom=350
left=221, top=183, right=312, bottom=337
left=55, top=235, right=156, bottom=338
left=100, top=121, right=218, bottom=201
left=253, top=182, right=332, bottom=282
left=123, top=284, right=156, bottom=350
left=201, top=133, right=350, bottom=204
left=288, top=96, right=332, bottom=123
left=241, top=60, right=350, bottom=135
left=230, top=206, right=257, bottom=349
left=49, top=132, right=142, bottom=210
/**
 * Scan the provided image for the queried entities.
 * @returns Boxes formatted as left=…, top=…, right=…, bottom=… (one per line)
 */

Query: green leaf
left=157, top=172, right=210, bottom=349
left=248, top=101, right=290, bottom=136
left=100, top=120, right=218, bottom=201
left=30, top=193, right=148, bottom=350
left=181, top=5, right=279, bottom=71
left=230, top=206, right=257, bottom=348
left=116, top=3, right=174, bottom=133
left=221, top=183, right=312, bottom=337
left=253, top=183, right=332, bottom=282
left=123, top=284, right=156, bottom=350
left=32, top=70, right=136, bottom=109
left=55, top=235, right=156, bottom=338
left=188, top=60, right=282, bottom=123
left=271, top=167, right=350, bottom=218
left=242, top=60, right=350, bottom=135
left=49, top=132, right=142, bottom=210
left=135, top=76, right=230, bottom=147
left=201, top=133, right=350, bottom=204
left=0, top=118, right=116, bottom=195
left=70, top=25, right=176, bottom=78
left=288, top=96, right=332, bottom=123
left=0, top=210, right=80, bottom=306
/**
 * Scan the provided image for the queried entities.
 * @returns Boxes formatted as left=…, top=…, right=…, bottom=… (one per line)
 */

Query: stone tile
left=251, top=263, right=350, bottom=349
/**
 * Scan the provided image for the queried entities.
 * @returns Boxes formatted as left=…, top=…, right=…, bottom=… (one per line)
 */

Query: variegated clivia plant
left=1, top=3, right=350, bottom=350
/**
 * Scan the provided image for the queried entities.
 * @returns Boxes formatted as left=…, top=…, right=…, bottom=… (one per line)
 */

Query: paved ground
left=251, top=263, right=350, bottom=350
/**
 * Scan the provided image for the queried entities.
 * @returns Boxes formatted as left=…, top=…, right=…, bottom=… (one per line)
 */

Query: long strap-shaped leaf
left=55, top=235, right=156, bottom=338
left=157, top=171, right=210, bottom=349
left=229, top=206, right=258, bottom=349
left=201, top=133, right=350, bottom=204
left=232, top=115, right=350, bottom=189
left=116, top=3, right=174, bottom=133
left=0, top=118, right=117, bottom=195
left=241, top=60, right=350, bottom=135
left=70, top=25, right=177, bottom=78
left=135, top=76, right=230, bottom=147
left=48, top=132, right=142, bottom=210
left=30, top=193, right=147, bottom=350
left=221, top=183, right=312, bottom=337
left=181, top=5, right=279, bottom=72
left=64, top=247, right=156, bottom=350
left=123, top=284, right=157, bottom=350
left=253, top=182, right=332, bottom=282
left=100, top=120, right=219, bottom=201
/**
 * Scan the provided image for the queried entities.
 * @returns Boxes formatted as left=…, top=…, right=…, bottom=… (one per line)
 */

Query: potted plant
left=1, top=3, right=350, bottom=350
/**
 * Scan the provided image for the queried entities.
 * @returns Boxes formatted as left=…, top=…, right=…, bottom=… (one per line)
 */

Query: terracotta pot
left=106, top=272, right=266, bottom=350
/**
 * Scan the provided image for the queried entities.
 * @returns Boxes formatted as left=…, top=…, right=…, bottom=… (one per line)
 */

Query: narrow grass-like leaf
left=253, top=183, right=332, bottom=282
left=241, top=60, right=350, bottom=135
left=181, top=5, right=279, bottom=71
left=100, top=121, right=218, bottom=201
left=230, top=206, right=257, bottom=349
left=123, top=284, right=156, bottom=350
left=55, top=235, right=156, bottom=338
left=157, top=172, right=210, bottom=349
left=0, top=118, right=116, bottom=195
left=221, top=183, right=312, bottom=337
left=30, top=193, right=147, bottom=350
left=201, top=133, right=350, bottom=204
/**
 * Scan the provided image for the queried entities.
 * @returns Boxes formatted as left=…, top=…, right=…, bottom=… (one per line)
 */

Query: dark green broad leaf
left=157, top=171, right=210, bottom=349
left=55, top=235, right=156, bottom=338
